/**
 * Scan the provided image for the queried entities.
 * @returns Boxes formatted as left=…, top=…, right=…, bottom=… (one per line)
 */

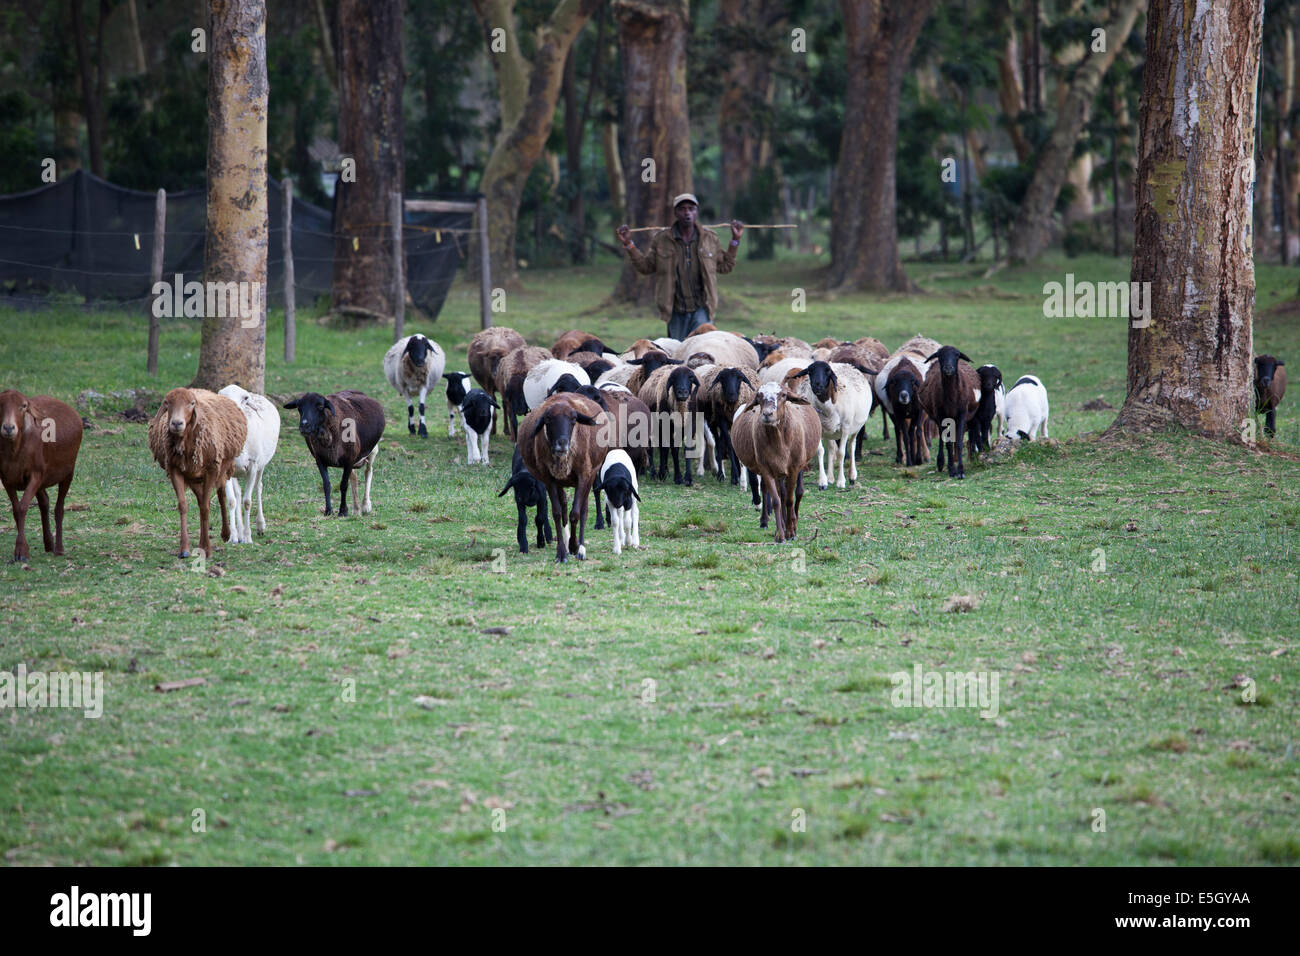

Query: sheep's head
left=1256, top=355, right=1284, bottom=393
left=685, top=352, right=715, bottom=368
left=537, top=401, right=600, bottom=459
left=626, top=351, right=679, bottom=377
left=584, top=359, right=615, bottom=380
left=976, top=364, right=1003, bottom=393
left=666, top=367, right=700, bottom=404
left=0, top=389, right=30, bottom=441
left=569, top=338, right=607, bottom=357
left=925, top=345, right=973, bottom=378
left=747, top=338, right=781, bottom=363
left=710, top=368, right=752, bottom=407
left=888, top=369, right=921, bottom=410
left=747, top=382, right=809, bottom=426
left=573, top=385, right=609, bottom=410
left=790, top=360, right=839, bottom=404
left=284, top=392, right=336, bottom=439
left=403, top=334, right=432, bottom=369
left=548, top=373, right=584, bottom=396
left=444, top=372, right=471, bottom=404
left=159, top=388, right=199, bottom=437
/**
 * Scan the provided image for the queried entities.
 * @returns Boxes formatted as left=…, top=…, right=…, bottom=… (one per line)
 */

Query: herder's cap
left=672, top=193, right=699, bottom=208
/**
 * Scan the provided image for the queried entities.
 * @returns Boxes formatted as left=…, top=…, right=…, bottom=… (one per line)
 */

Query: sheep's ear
left=957, top=351, right=973, bottom=363
left=785, top=393, right=811, bottom=405
left=626, top=358, right=645, bottom=366
left=707, top=378, right=724, bottom=393
left=1017, top=429, right=1030, bottom=441
left=789, top=367, right=810, bottom=379
left=489, top=396, right=500, bottom=408
left=574, top=413, right=600, bottom=427
left=592, top=476, right=603, bottom=493
left=323, top=399, right=336, bottom=415
left=631, top=487, right=642, bottom=502
left=924, top=350, right=941, bottom=362
left=283, top=398, right=299, bottom=409
left=666, top=358, right=684, bottom=365
left=1278, top=360, right=1286, bottom=366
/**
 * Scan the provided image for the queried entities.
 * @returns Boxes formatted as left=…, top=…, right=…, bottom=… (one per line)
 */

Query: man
left=616, top=195, right=744, bottom=340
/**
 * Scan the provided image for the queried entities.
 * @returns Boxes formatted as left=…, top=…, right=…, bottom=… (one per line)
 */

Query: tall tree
left=1006, top=0, right=1144, bottom=264
left=192, top=0, right=268, bottom=395
left=331, top=0, right=404, bottom=320
left=471, top=0, right=603, bottom=287
left=716, top=0, right=785, bottom=210
left=828, top=0, right=937, bottom=293
left=69, top=0, right=108, bottom=177
left=1110, top=0, right=1262, bottom=438
left=612, top=0, right=693, bottom=305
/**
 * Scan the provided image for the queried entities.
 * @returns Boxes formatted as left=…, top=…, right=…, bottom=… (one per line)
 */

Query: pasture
left=1, top=252, right=1298, bottom=865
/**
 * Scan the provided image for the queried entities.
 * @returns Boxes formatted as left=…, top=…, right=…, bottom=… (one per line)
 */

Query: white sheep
left=673, top=330, right=759, bottom=370
left=523, top=359, right=591, bottom=412
left=383, top=334, right=446, bottom=437
left=787, top=361, right=875, bottom=489
left=218, top=384, right=280, bottom=544
left=595, top=449, right=641, bottom=555
left=1004, top=375, right=1050, bottom=440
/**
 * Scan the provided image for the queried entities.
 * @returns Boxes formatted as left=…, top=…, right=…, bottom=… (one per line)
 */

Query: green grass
left=0, top=250, right=1297, bottom=865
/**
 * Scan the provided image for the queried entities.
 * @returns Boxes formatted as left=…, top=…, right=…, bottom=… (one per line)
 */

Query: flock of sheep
left=0, top=325, right=1287, bottom=565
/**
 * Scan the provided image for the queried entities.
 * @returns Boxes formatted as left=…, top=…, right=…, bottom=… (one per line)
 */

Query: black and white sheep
left=461, top=388, right=499, bottom=465
left=594, top=449, right=641, bottom=555
left=444, top=371, right=471, bottom=437
left=383, top=334, right=445, bottom=437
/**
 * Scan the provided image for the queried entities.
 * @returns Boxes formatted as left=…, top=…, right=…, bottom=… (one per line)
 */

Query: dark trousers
left=668, top=307, right=711, bottom=340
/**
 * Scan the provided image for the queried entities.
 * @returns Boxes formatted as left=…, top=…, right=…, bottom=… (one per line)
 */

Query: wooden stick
left=624, top=223, right=799, bottom=233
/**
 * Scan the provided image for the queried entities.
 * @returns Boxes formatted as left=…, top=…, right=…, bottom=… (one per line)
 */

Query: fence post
left=283, top=178, right=296, bottom=363
left=147, top=188, right=165, bottom=377
left=392, top=189, right=405, bottom=342
left=477, top=196, right=491, bottom=330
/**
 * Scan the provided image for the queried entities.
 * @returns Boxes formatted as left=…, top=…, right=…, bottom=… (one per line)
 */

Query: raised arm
left=616, top=224, right=658, bottom=275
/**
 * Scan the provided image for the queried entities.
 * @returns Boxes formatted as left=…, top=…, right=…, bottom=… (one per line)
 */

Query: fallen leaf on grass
left=154, top=678, right=206, bottom=692
left=941, top=594, right=980, bottom=613
left=481, top=626, right=511, bottom=636
left=413, top=696, right=447, bottom=709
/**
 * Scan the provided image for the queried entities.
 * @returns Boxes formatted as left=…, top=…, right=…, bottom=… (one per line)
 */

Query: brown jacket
left=626, top=224, right=738, bottom=323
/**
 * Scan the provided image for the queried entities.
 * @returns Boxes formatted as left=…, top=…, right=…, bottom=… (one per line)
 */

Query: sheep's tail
left=498, top=473, right=524, bottom=497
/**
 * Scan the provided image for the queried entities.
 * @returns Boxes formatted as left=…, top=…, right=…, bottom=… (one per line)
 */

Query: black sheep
left=497, top=446, right=553, bottom=553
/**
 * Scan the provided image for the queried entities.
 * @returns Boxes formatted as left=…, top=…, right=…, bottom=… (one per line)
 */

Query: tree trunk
left=472, top=0, right=602, bottom=288
left=315, top=0, right=337, bottom=91
left=1007, top=0, right=1144, bottom=264
left=603, top=120, right=626, bottom=221
left=996, top=0, right=1032, bottom=163
left=332, top=0, right=403, bottom=320
left=612, top=0, right=693, bottom=306
left=827, top=0, right=937, bottom=293
left=193, top=0, right=269, bottom=395
left=717, top=0, right=780, bottom=210
left=1110, top=0, right=1262, bottom=439
left=69, top=0, right=104, bottom=177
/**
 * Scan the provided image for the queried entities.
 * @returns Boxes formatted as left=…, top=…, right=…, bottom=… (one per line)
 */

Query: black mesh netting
left=0, top=169, right=475, bottom=318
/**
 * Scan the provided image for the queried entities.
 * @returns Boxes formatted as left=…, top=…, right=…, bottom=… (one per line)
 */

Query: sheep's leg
left=317, top=463, right=333, bottom=515
left=170, top=470, right=191, bottom=558
left=417, top=386, right=429, bottom=437
left=216, top=477, right=233, bottom=544
left=550, top=485, right=569, bottom=562
left=464, top=425, right=478, bottom=464
left=407, top=400, right=416, bottom=435
left=764, top=474, right=785, bottom=543
left=629, top=501, right=640, bottom=549
left=53, top=477, right=70, bottom=555
left=479, top=428, right=490, bottom=465
left=816, top=439, right=828, bottom=490
left=362, top=448, right=377, bottom=514
left=36, top=487, right=53, bottom=553
left=892, top=413, right=905, bottom=464
left=255, top=471, right=267, bottom=536
left=1041, top=416, right=1049, bottom=439
left=847, top=430, right=860, bottom=485
left=593, top=486, right=605, bottom=530
left=337, top=465, right=352, bottom=517
left=954, top=411, right=967, bottom=479
left=747, top=468, right=762, bottom=510
left=223, top=476, right=239, bottom=543
left=834, top=437, right=849, bottom=489
left=719, top=419, right=737, bottom=484
left=793, top=471, right=805, bottom=538
left=516, top=502, right=529, bottom=553
left=538, top=494, right=553, bottom=545
left=572, top=475, right=593, bottom=560
left=196, top=481, right=214, bottom=557
left=610, top=505, right=624, bottom=555
left=854, top=426, right=865, bottom=462
left=446, top=399, right=457, bottom=437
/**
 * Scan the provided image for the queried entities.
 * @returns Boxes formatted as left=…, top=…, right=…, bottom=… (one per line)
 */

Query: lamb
left=494, top=345, right=552, bottom=440
left=875, top=334, right=941, bottom=466
left=730, top=382, right=821, bottom=543
left=468, top=326, right=526, bottom=432
left=0, top=389, right=83, bottom=563
left=383, top=333, right=445, bottom=437
left=283, top=390, right=385, bottom=516
left=595, top=449, right=642, bottom=555
left=696, top=365, right=759, bottom=484
left=787, top=360, right=877, bottom=489
left=461, top=388, right=499, bottom=464
left=497, top=445, right=553, bottom=553
left=148, top=387, right=247, bottom=558
left=672, top=330, right=759, bottom=370
left=973, top=365, right=1005, bottom=453
left=1255, top=355, right=1287, bottom=437
left=443, top=372, right=472, bottom=437
left=919, top=345, right=981, bottom=479
left=1002, top=375, right=1050, bottom=442
left=524, top=359, right=591, bottom=412
left=551, top=330, right=609, bottom=360
left=637, top=364, right=701, bottom=485
left=518, top=392, right=608, bottom=563
left=546, top=379, right=650, bottom=528
left=218, top=384, right=280, bottom=545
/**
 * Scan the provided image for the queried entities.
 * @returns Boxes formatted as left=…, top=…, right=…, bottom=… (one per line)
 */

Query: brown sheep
left=623, top=349, right=680, bottom=396
left=620, top=338, right=661, bottom=360
left=637, top=364, right=701, bottom=485
left=0, top=390, right=83, bottom=563
left=919, top=345, right=981, bottom=479
left=494, top=345, right=552, bottom=440
left=1255, top=355, right=1287, bottom=437
left=518, top=393, right=608, bottom=563
left=148, top=387, right=247, bottom=559
left=730, top=383, right=821, bottom=543
left=468, top=327, right=527, bottom=433
left=551, top=329, right=608, bottom=360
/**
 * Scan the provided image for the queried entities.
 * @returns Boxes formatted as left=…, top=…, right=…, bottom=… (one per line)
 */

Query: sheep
left=1255, top=355, right=1287, bottom=437
left=283, top=390, right=385, bottom=516
left=759, top=355, right=812, bottom=387
left=787, top=360, right=877, bottom=490
left=218, top=384, right=280, bottom=545
left=461, top=388, right=499, bottom=465
left=874, top=355, right=930, bottom=466
left=696, top=365, right=759, bottom=483
left=652, top=337, right=682, bottom=354
left=730, top=382, right=821, bottom=543
left=830, top=341, right=892, bottom=446
left=750, top=335, right=812, bottom=362
left=495, top=345, right=552, bottom=440
left=0, top=389, right=83, bottom=563
left=1003, top=375, right=1050, bottom=442
left=672, top=330, right=759, bottom=370
left=383, top=333, right=445, bottom=438
left=524, top=359, right=591, bottom=412
left=497, top=445, right=553, bottom=553
left=637, top=364, right=702, bottom=485
left=594, top=360, right=639, bottom=390
left=148, top=387, right=247, bottom=559
left=468, top=327, right=526, bottom=433
left=570, top=353, right=617, bottom=379
left=444, top=372, right=471, bottom=437
left=620, top=349, right=681, bottom=396
left=595, top=449, right=642, bottom=555
left=684, top=323, right=718, bottom=338
left=552, top=330, right=609, bottom=360
left=518, top=392, right=608, bottom=563
left=973, top=365, right=1005, bottom=453
left=620, top=338, right=662, bottom=360
left=919, top=345, right=981, bottom=479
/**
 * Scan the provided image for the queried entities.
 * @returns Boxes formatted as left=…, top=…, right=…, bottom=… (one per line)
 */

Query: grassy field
left=1, top=251, right=1298, bottom=865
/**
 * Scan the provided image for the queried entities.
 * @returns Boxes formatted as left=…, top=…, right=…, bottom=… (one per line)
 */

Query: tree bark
left=612, top=0, right=693, bottom=305
left=717, top=0, right=782, bottom=210
left=69, top=0, right=104, bottom=177
left=193, top=0, right=269, bottom=395
left=603, top=119, right=626, bottom=221
left=332, top=0, right=404, bottom=320
left=995, top=0, right=1032, bottom=163
left=1007, top=0, right=1144, bottom=264
left=472, top=0, right=602, bottom=288
left=1110, top=0, right=1262, bottom=439
left=827, top=0, right=937, bottom=293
